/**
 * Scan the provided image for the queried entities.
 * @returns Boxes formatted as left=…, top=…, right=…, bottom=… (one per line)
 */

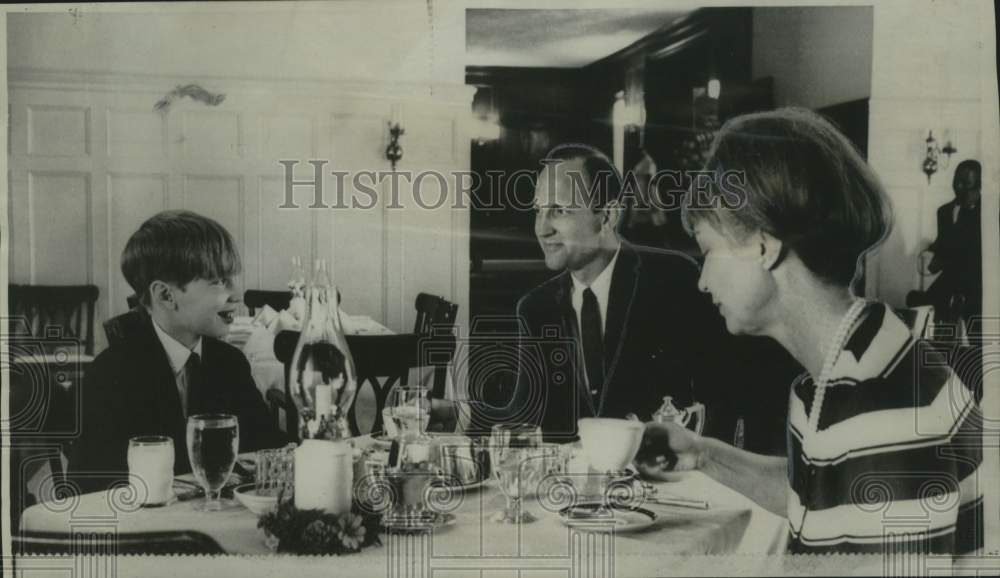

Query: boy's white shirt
left=151, top=316, right=203, bottom=417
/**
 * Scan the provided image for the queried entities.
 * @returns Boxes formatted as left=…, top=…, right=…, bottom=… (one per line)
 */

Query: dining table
left=18, top=435, right=790, bottom=576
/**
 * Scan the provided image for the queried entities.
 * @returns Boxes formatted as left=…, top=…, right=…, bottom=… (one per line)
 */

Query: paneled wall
left=866, top=0, right=993, bottom=307
left=8, top=70, right=473, bottom=351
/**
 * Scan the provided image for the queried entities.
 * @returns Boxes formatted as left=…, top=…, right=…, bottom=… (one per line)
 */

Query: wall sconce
left=386, top=122, right=404, bottom=171
left=921, top=130, right=957, bottom=183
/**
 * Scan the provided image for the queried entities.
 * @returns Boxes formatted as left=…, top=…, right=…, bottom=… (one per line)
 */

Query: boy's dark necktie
left=184, top=352, right=205, bottom=416
left=581, top=287, right=605, bottom=404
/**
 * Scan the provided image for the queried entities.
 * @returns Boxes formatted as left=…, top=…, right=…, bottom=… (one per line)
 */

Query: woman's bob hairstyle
left=682, top=107, right=893, bottom=291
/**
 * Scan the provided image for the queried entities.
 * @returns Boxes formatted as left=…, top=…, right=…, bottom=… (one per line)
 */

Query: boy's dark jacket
left=68, top=307, right=285, bottom=494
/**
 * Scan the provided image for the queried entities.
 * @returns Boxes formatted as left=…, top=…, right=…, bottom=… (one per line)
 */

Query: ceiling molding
left=8, top=68, right=476, bottom=105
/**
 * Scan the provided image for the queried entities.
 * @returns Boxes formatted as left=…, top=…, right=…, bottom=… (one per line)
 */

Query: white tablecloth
left=21, top=468, right=785, bottom=571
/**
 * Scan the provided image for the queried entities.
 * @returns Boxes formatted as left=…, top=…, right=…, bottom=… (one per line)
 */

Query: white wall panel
left=107, top=173, right=168, bottom=308
left=257, top=176, right=314, bottom=291
left=405, top=114, right=457, bottom=165
left=182, top=110, right=243, bottom=160
left=260, top=114, right=315, bottom=160
left=107, top=109, right=167, bottom=158
left=330, top=112, right=388, bottom=164
left=27, top=105, right=89, bottom=157
left=182, top=175, right=244, bottom=251
left=27, top=172, right=91, bottom=283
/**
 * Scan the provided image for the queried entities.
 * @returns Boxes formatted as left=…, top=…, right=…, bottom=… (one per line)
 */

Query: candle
left=314, top=384, right=332, bottom=417
left=294, top=439, right=353, bottom=514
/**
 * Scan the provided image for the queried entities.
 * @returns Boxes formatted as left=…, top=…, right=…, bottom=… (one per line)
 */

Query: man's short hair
left=540, top=144, right=623, bottom=209
left=955, top=159, right=982, bottom=181
left=122, top=210, right=241, bottom=307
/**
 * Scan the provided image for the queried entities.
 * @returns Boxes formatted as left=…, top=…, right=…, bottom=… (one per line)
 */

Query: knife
left=644, top=496, right=710, bottom=510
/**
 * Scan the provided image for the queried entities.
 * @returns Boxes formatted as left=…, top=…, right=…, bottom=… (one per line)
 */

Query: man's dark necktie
left=581, top=287, right=605, bottom=405
left=185, top=352, right=204, bottom=416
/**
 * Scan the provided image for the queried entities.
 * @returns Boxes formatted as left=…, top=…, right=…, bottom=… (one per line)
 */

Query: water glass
left=127, top=436, right=174, bottom=507
left=489, top=423, right=542, bottom=524
left=187, top=413, right=239, bottom=512
left=383, top=386, right=431, bottom=440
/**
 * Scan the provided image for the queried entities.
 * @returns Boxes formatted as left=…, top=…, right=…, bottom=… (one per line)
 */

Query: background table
left=241, top=314, right=395, bottom=396
left=20, top=466, right=786, bottom=575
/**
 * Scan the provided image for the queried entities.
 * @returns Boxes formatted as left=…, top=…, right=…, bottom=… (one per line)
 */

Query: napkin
left=224, top=316, right=256, bottom=348
left=241, top=324, right=277, bottom=362
left=252, top=304, right=280, bottom=329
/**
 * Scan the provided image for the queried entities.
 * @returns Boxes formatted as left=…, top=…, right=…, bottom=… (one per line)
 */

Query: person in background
left=637, top=108, right=982, bottom=555
left=919, top=159, right=984, bottom=333
left=68, top=210, right=285, bottom=494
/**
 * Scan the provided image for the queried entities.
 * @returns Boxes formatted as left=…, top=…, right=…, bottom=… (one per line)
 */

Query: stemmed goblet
left=186, top=413, right=239, bottom=512
left=489, top=423, right=542, bottom=524
left=383, top=386, right=432, bottom=466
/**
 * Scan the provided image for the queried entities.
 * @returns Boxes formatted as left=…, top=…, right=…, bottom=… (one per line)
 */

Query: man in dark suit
left=923, top=159, right=984, bottom=327
left=473, top=144, right=794, bottom=444
left=68, top=210, right=285, bottom=494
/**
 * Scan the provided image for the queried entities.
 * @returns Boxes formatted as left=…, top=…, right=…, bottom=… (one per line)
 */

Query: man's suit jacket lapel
left=602, top=243, right=641, bottom=403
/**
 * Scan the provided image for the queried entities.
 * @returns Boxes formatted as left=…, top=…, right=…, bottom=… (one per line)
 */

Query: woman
left=636, top=108, right=982, bottom=555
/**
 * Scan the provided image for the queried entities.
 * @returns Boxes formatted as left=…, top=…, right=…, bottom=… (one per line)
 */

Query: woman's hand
left=634, top=421, right=704, bottom=482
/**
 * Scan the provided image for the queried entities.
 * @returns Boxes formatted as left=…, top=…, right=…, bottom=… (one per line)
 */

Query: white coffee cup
left=127, top=436, right=175, bottom=506
left=577, top=418, right=645, bottom=473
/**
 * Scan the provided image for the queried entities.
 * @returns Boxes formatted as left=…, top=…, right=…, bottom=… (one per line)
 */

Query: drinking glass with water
left=186, top=413, right=239, bottom=512
left=383, top=386, right=431, bottom=439
left=489, top=423, right=542, bottom=524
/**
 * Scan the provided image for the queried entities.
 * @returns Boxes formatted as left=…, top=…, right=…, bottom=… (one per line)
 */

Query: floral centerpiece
left=258, top=496, right=383, bottom=555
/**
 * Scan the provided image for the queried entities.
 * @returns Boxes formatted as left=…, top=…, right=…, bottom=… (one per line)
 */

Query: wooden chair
left=244, top=290, right=292, bottom=316
left=9, top=365, right=79, bottom=522
left=14, top=530, right=225, bottom=555
left=103, top=308, right=147, bottom=349
left=413, top=293, right=458, bottom=397
left=270, top=330, right=456, bottom=439
left=8, top=284, right=100, bottom=356
left=8, top=284, right=98, bottom=488
left=413, top=292, right=458, bottom=335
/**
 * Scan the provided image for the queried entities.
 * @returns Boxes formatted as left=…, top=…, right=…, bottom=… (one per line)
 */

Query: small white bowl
left=233, top=483, right=278, bottom=515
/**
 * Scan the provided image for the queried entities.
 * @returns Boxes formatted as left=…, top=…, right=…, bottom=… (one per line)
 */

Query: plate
left=382, top=512, right=456, bottom=533
left=558, top=503, right=658, bottom=533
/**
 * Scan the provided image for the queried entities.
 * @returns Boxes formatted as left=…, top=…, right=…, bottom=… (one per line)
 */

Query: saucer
left=382, top=512, right=456, bottom=532
left=434, top=478, right=488, bottom=492
left=558, top=503, right=658, bottom=533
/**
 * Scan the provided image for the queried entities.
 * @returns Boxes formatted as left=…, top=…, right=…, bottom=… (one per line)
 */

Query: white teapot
left=651, top=396, right=705, bottom=436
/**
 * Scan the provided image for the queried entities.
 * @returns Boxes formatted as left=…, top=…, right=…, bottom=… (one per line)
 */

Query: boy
left=68, top=210, right=285, bottom=494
